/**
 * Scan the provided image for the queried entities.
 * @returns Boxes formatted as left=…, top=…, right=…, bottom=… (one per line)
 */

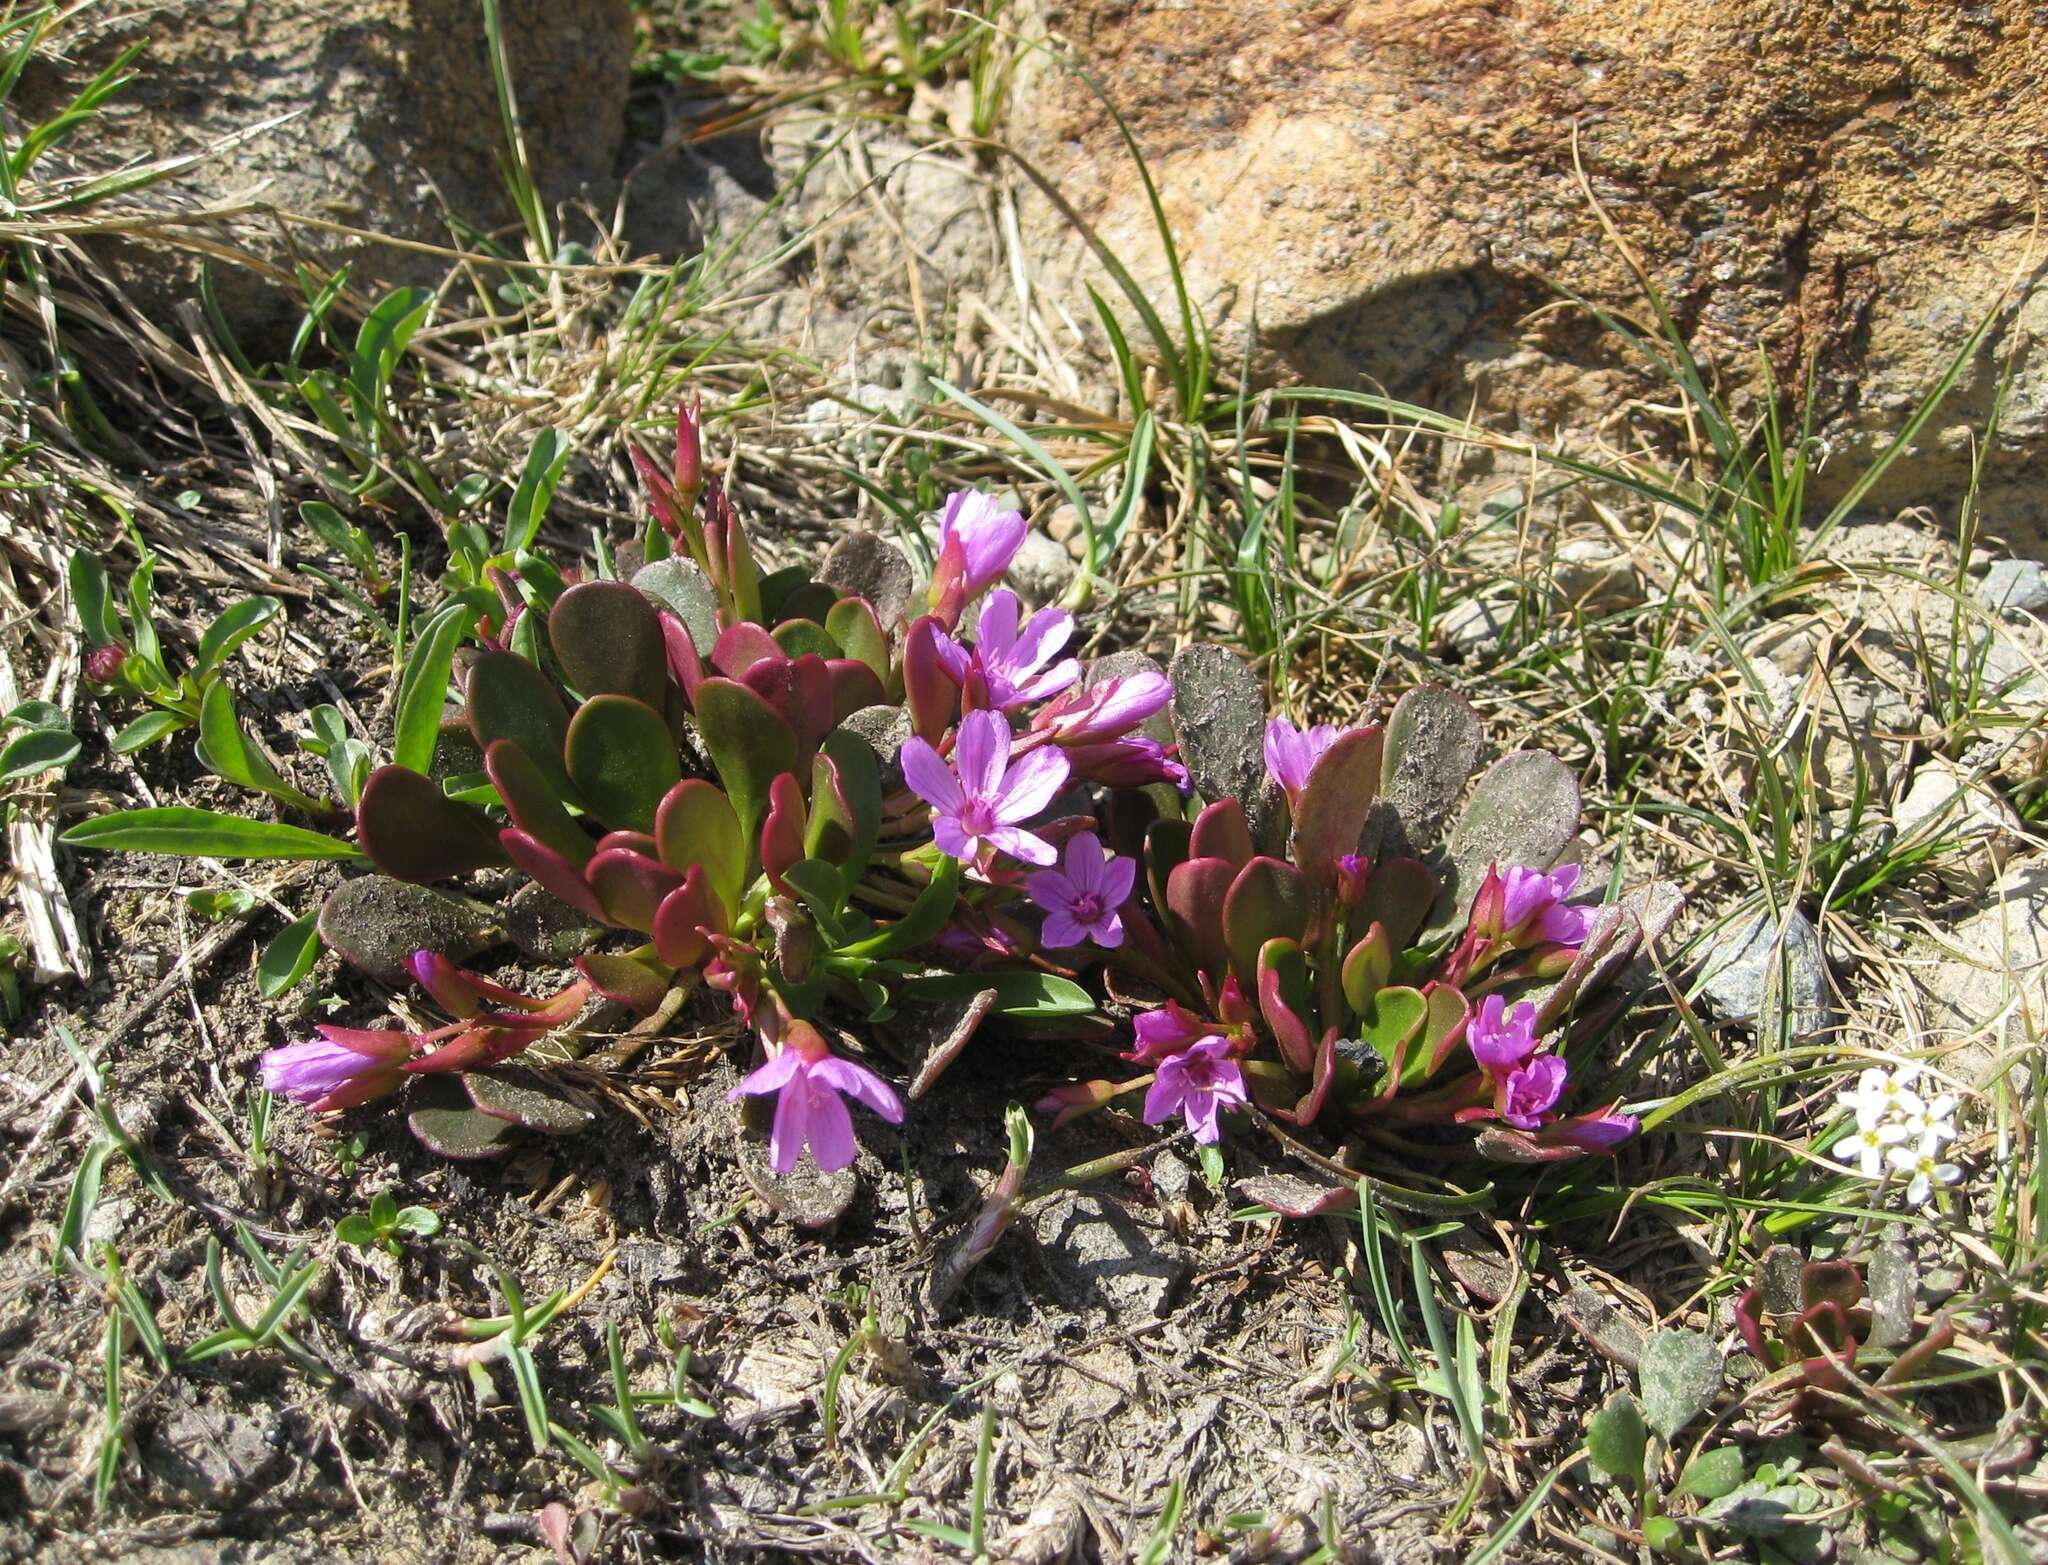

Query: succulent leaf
left=318, top=877, right=498, bottom=983
left=1444, top=750, right=1582, bottom=920
left=501, top=828, right=610, bottom=922
left=653, top=779, right=745, bottom=914
left=357, top=764, right=510, bottom=882
left=1354, top=985, right=1428, bottom=1088
left=466, top=1070, right=596, bottom=1134
left=408, top=1097, right=520, bottom=1160
left=1289, top=725, right=1385, bottom=893
left=1256, top=936, right=1317, bottom=1075
left=1377, top=684, right=1482, bottom=851
left=1340, top=923, right=1394, bottom=1016
left=586, top=848, right=684, bottom=932
left=771, top=618, right=841, bottom=660
left=760, top=771, right=808, bottom=894
left=694, top=676, right=801, bottom=838
left=826, top=597, right=890, bottom=680
left=826, top=658, right=888, bottom=724
left=1188, top=796, right=1254, bottom=869
left=563, top=694, right=682, bottom=834
left=1223, top=856, right=1310, bottom=982
left=1357, top=856, right=1436, bottom=952
left=1167, top=643, right=1267, bottom=818
left=631, top=557, right=719, bottom=654
left=652, top=867, right=727, bottom=968
left=1164, top=856, right=1237, bottom=984
left=465, top=650, right=574, bottom=800
left=575, top=949, right=676, bottom=1014
left=548, top=580, right=670, bottom=708
left=711, top=622, right=781, bottom=676
left=740, top=653, right=837, bottom=756
left=484, top=738, right=594, bottom=867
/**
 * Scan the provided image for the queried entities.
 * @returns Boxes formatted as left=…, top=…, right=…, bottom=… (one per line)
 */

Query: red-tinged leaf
left=1355, top=985, right=1428, bottom=1093
left=1188, top=796, right=1253, bottom=869
left=1274, top=1028, right=1339, bottom=1126
left=711, top=621, right=781, bottom=676
left=1340, top=922, right=1393, bottom=1017
left=902, top=614, right=956, bottom=744
left=1165, top=856, right=1236, bottom=984
left=563, top=693, right=681, bottom=834
left=465, top=650, right=575, bottom=799
left=1876, top=1313, right=1953, bottom=1389
left=502, top=828, right=610, bottom=922
left=593, top=829, right=660, bottom=858
left=465, top=1070, right=595, bottom=1134
left=576, top=950, right=677, bottom=1015
left=586, top=847, right=683, bottom=933
left=771, top=618, right=841, bottom=660
left=826, top=658, right=887, bottom=725
left=653, top=867, right=726, bottom=968
left=654, top=778, right=745, bottom=913
left=485, top=739, right=593, bottom=867
left=742, top=652, right=835, bottom=756
left=826, top=597, right=890, bottom=679
left=1289, top=725, right=1385, bottom=894
left=1802, top=1261, right=1865, bottom=1316
left=1358, top=856, right=1435, bottom=951
left=549, top=580, right=670, bottom=708
left=804, top=750, right=857, bottom=869
left=1421, top=983, right=1472, bottom=1078
left=1223, top=856, right=1310, bottom=982
left=1734, top=1285, right=1773, bottom=1365
left=1471, top=1124, right=1601, bottom=1163
left=358, top=765, right=509, bottom=883
left=1256, top=936, right=1318, bottom=1076
left=1234, top=1172, right=1358, bottom=1219
left=760, top=772, right=807, bottom=894
left=660, top=609, right=705, bottom=700
left=693, top=677, right=800, bottom=838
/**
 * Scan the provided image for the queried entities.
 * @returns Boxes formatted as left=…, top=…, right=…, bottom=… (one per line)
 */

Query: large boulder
left=21, top=0, right=634, bottom=339
left=1015, top=0, right=2048, bottom=540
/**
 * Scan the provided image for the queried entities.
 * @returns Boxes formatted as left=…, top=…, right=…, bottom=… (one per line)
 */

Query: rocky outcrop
left=1014, top=1, right=2048, bottom=539
left=21, top=0, right=634, bottom=339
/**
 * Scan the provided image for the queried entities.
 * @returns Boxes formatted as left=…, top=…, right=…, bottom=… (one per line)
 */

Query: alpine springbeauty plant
left=64, top=397, right=1677, bottom=1222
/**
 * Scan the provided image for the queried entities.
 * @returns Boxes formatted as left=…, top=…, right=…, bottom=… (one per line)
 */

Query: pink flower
left=1499, top=1056, right=1568, bottom=1130
left=1063, top=735, right=1189, bottom=791
left=1468, top=995, right=1541, bottom=1076
left=1032, top=670, right=1171, bottom=743
left=1142, top=1038, right=1249, bottom=1144
left=1548, top=1110, right=1638, bottom=1150
left=1335, top=853, right=1370, bottom=907
left=928, top=490, right=1029, bottom=626
left=728, top=1043, right=905, bottom=1174
left=936, top=589, right=1080, bottom=712
left=1026, top=831, right=1136, bottom=948
left=1125, top=1001, right=1215, bottom=1063
left=1263, top=717, right=1344, bottom=804
left=903, top=708, right=1069, bottom=866
left=260, top=1027, right=411, bottom=1111
left=1489, top=863, right=1596, bottom=947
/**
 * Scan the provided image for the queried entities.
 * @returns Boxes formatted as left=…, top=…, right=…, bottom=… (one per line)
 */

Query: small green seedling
left=0, top=698, right=78, bottom=781
left=183, top=1228, right=328, bottom=1382
left=71, top=547, right=284, bottom=755
left=334, top=1188, right=440, bottom=1257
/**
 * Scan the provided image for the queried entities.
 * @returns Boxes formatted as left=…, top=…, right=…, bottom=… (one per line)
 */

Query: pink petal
left=730, top=1048, right=804, bottom=1100
left=1065, top=830, right=1107, bottom=883
left=804, top=1081, right=858, bottom=1171
left=1025, top=868, right=1077, bottom=915
left=769, top=1074, right=810, bottom=1174
left=986, top=824, right=1058, bottom=866
left=933, top=815, right=982, bottom=862
left=810, top=1056, right=906, bottom=1123
left=901, top=737, right=965, bottom=814
left=991, top=745, right=1069, bottom=821
left=1097, top=854, right=1138, bottom=908
left=976, top=589, right=1021, bottom=662
left=1040, top=911, right=1088, bottom=948
left=1087, top=910, right=1125, bottom=948
left=1141, top=1072, right=1185, bottom=1128
left=1008, top=605, right=1074, bottom=673
left=1009, top=657, right=1081, bottom=706
left=954, top=709, right=1011, bottom=800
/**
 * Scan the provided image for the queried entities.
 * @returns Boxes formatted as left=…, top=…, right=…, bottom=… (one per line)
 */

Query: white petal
left=1875, top=1121, right=1910, bottom=1145
left=1886, top=1144, right=1920, bottom=1174
left=1934, top=1162, right=1962, bottom=1185
left=1906, top=1173, right=1931, bottom=1205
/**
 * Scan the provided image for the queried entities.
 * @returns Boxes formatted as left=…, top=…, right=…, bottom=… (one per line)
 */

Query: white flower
left=1836, top=1127, right=1889, bottom=1179
left=1839, top=1065, right=1925, bottom=1131
left=1898, top=1092, right=1958, bottom=1154
left=1885, top=1143, right=1962, bottom=1207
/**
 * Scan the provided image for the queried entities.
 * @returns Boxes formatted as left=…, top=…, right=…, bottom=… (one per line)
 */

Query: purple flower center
left=1069, top=892, right=1104, bottom=924
left=958, top=798, right=999, bottom=837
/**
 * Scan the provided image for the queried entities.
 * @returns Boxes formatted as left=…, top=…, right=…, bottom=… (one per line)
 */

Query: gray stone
left=1913, top=864, right=2048, bottom=1086
left=1699, top=908, right=1831, bottom=1038
left=147, top=1404, right=285, bottom=1508
left=24, top=1, right=633, bottom=341
left=1030, top=1194, right=1185, bottom=1320
left=1004, top=528, right=1079, bottom=608
left=819, top=531, right=916, bottom=629
left=1437, top=593, right=1516, bottom=661
left=837, top=704, right=912, bottom=791
left=1977, top=558, right=2048, bottom=616
left=1894, top=758, right=2019, bottom=893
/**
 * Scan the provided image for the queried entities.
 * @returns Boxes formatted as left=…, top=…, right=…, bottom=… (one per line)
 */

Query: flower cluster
left=185, top=396, right=1670, bottom=1200
left=1836, top=1064, right=1962, bottom=1206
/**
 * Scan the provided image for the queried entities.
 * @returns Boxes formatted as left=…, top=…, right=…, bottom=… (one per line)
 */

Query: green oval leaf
left=69, top=551, right=119, bottom=646
left=901, top=967, right=1092, bottom=1018
left=257, top=910, right=323, bottom=998
left=0, top=726, right=80, bottom=781
left=108, top=710, right=185, bottom=753
left=193, top=596, right=284, bottom=678
left=61, top=808, right=361, bottom=861
left=563, top=694, right=681, bottom=835
left=198, top=679, right=322, bottom=811
left=393, top=602, right=475, bottom=775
